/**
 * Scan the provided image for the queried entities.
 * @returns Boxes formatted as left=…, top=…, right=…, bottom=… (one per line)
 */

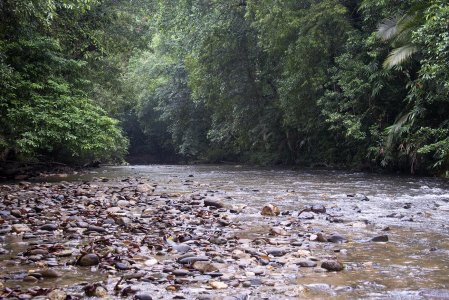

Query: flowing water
left=3, top=164, right=449, bottom=299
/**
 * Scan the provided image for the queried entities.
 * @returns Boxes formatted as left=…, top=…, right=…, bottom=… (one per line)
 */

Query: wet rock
left=87, top=225, right=106, bottom=233
left=297, top=260, right=317, bottom=268
left=261, top=204, right=280, bottom=216
left=135, top=295, right=153, bottom=300
left=115, top=262, right=130, bottom=270
left=173, top=269, right=190, bottom=276
left=327, top=234, right=347, bottom=244
left=144, top=258, right=158, bottom=266
left=78, top=253, right=100, bottom=266
left=12, top=224, right=31, bottom=233
left=321, top=260, right=344, bottom=272
left=270, top=227, right=288, bottom=236
left=298, top=212, right=315, bottom=219
left=192, top=261, right=219, bottom=273
left=204, top=199, right=224, bottom=208
left=371, top=235, right=389, bottom=242
left=266, top=248, right=287, bottom=257
left=94, top=286, right=108, bottom=298
left=40, top=224, right=58, bottom=231
left=38, top=269, right=62, bottom=278
left=117, top=200, right=130, bottom=207
left=310, top=233, right=327, bottom=242
left=23, top=276, right=39, bottom=283
left=209, top=281, right=228, bottom=289
left=47, top=290, right=66, bottom=300
left=178, top=256, right=209, bottom=264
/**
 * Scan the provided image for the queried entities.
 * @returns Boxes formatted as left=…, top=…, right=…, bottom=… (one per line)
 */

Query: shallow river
left=3, top=164, right=449, bottom=299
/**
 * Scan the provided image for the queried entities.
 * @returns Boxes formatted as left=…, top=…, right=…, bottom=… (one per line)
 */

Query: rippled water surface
left=6, top=165, right=449, bottom=298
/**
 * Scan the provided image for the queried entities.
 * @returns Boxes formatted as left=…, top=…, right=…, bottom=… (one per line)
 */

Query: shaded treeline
left=1, top=1, right=448, bottom=175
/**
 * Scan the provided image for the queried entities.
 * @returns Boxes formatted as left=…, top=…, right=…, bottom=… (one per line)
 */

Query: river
left=2, top=165, right=449, bottom=299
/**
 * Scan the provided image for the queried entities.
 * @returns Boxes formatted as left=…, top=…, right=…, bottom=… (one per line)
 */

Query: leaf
left=383, top=44, right=418, bottom=69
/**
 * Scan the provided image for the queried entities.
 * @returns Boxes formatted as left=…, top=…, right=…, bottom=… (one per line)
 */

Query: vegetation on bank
left=0, top=0, right=448, bottom=175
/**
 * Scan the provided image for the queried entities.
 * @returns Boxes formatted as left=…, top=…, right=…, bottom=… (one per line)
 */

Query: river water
left=3, top=164, right=449, bottom=299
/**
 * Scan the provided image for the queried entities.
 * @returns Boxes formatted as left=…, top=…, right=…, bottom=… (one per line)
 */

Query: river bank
left=1, top=165, right=449, bottom=299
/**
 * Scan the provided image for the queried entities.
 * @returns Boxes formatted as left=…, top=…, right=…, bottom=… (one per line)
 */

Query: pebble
left=39, top=269, right=62, bottom=278
left=12, top=224, right=31, bottom=233
left=261, top=204, right=280, bottom=216
left=321, top=260, right=344, bottom=271
left=40, top=224, right=58, bottom=231
left=78, top=253, right=100, bottom=266
left=371, top=235, right=389, bottom=242
left=209, top=281, right=228, bottom=289
left=204, top=199, right=224, bottom=208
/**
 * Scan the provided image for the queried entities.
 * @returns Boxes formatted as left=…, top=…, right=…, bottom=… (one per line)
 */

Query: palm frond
left=383, top=44, right=418, bottom=69
left=377, top=18, right=399, bottom=42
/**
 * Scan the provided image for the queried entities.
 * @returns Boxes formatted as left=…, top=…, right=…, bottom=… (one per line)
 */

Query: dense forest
left=0, top=0, right=448, bottom=175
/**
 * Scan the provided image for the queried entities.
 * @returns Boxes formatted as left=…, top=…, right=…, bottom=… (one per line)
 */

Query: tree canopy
left=1, top=0, right=448, bottom=175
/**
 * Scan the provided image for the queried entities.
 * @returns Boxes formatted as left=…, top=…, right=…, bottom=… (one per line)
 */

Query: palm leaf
left=377, top=18, right=399, bottom=42
left=383, top=44, right=418, bottom=69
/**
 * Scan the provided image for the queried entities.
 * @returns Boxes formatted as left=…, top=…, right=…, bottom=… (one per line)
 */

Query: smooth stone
left=311, top=204, right=326, bottom=213
left=135, top=295, right=153, bottom=300
left=297, top=260, right=317, bottom=267
left=192, top=261, right=219, bottom=273
left=371, top=235, right=389, bottom=242
left=178, top=256, right=209, bottom=264
left=12, top=224, right=31, bottom=233
left=261, top=204, right=280, bottom=216
left=321, top=260, right=344, bottom=271
left=40, top=224, right=58, bottom=231
left=23, top=276, right=39, bottom=283
left=47, top=290, right=67, bottom=300
left=116, top=262, right=130, bottom=270
left=39, top=269, right=62, bottom=278
left=266, top=248, right=287, bottom=257
left=173, top=269, right=190, bottom=276
left=94, top=286, right=108, bottom=298
left=204, top=199, right=224, bottom=208
left=87, top=225, right=106, bottom=233
left=298, top=212, right=315, bottom=219
left=327, top=235, right=347, bottom=243
left=78, top=253, right=100, bottom=266
left=209, top=281, right=228, bottom=289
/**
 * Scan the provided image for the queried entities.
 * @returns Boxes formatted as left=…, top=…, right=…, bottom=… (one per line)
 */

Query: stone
left=87, top=225, right=106, bottom=233
left=261, top=204, right=280, bottom=216
left=40, top=224, right=58, bottom=231
left=135, top=295, right=153, bottom=300
left=266, top=247, right=287, bottom=257
left=270, top=227, right=288, bottom=236
left=204, top=199, right=224, bottom=208
left=192, top=261, right=219, bottom=273
left=78, top=253, right=100, bottom=266
left=209, top=281, right=228, bottom=289
left=23, top=276, right=38, bottom=283
left=12, top=224, right=31, bottom=233
left=327, top=234, right=347, bottom=243
left=94, top=286, right=108, bottom=298
left=297, top=260, right=317, bottom=268
left=173, top=269, right=190, bottom=276
left=47, top=290, right=66, bottom=300
left=39, top=269, right=62, bottom=278
left=371, top=235, right=389, bottom=242
left=178, top=256, right=209, bottom=264
left=321, top=260, right=344, bottom=271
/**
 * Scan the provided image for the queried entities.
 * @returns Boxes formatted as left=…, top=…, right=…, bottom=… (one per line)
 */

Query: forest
left=1, top=0, right=448, bottom=175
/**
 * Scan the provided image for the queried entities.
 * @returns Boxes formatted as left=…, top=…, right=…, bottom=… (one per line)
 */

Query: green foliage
left=0, top=0, right=128, bottom=164
left=2, top=0, right=449, bottom=174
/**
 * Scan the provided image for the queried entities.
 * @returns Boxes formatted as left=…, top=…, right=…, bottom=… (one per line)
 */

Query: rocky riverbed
left=1, top=165, right=449, bottom=299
